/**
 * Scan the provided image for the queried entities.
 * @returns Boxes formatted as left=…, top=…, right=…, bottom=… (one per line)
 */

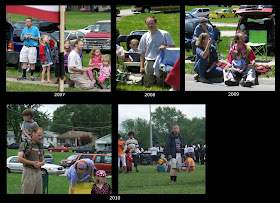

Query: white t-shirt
left=68, top=50, right=83, bottom=73
left=150, top=147, right=158, bottom=156
left=139, top=29, right=175, bottom=60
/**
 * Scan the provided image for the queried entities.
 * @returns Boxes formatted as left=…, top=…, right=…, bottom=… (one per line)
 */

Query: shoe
left=193, top=74, right=199, bottom=81
left=17, top=76, right=26, bottom=80
left=68, top=80, right=75, bottom=88
left=245, top=81, right=253, bottom=87
left=30, top=76, right=35, bottom=81
left=197, top=77, right=209, bottom=83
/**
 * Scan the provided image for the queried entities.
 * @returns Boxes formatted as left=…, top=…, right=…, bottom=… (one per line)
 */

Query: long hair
left=39, top=34, right=49, bottom=46
left=195, top=33, right=209, bottom=47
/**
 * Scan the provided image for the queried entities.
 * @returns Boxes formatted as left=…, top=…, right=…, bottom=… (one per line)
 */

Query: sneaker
left=17, top=76, right=26, bottom=80
left=193, top=74, right=199, bottom=81
left=197, top=77, right=209, bottom=83
left=30, top=76, right=35, bottom=81
left=245, top=81, right=253, bottom=87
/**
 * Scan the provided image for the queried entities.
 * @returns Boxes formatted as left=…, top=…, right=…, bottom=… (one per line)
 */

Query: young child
left=84, top=46, right=103, bottom=81
left=39, top=34, right=53, bottom=83
left=231, top=50, right=248, bottom=85
left=98, top=54, right=111, bottom=88
left=181, top=153, right=195, bottom=172
left=91, top=170, right=111, bottom=194
left=21, top=109, right=39, bottom=141
left=126, top=39, right=141, bottom=62
left=125, top=149, right=133, bottom=173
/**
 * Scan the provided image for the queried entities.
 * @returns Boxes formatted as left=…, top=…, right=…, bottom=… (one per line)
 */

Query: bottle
left=221, top=52, right=224, bottom=60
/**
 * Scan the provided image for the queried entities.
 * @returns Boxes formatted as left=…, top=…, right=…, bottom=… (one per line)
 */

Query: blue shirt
left=66, top=159, right=95, bottom=186
left=192, top=24, right=214, bottom=42
left=20, top=26, right=40, bottom=46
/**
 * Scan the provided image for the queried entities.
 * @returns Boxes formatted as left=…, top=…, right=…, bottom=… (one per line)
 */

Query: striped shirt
left=126, top=138, right=139, bottom=155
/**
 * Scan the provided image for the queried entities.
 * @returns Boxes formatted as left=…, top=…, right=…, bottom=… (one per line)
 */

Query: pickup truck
left=82, top=20, right=111, bottom=53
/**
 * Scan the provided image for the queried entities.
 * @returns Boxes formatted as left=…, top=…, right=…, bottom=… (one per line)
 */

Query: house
left=57, top=130, right=99, bottom=147
left=95, top=134, right=111, bottom=152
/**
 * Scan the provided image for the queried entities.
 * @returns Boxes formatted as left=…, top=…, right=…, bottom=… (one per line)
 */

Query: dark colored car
left=60, top=154, right=79, bottom=168
left=6, top=25, right=58, bottom=70
left=72, top=146, right=95, bottom=153
left=185, top=18, right=221, bottom=50
left=44, top=153, right=55, bottom=164
left=7, top=143, right=21, bottom=149
left=97, top=146, right=112, bottom=154
left=131, top=5, right=180, bottom=13
left=236, top=8, right=275, bottom=49
left=77, top=154, right=112, bottom=175
left=12, top=20, right=60, bottom=33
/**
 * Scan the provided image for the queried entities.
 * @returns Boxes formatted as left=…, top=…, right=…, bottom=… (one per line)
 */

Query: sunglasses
left=200, top=21, right=206, bottom=24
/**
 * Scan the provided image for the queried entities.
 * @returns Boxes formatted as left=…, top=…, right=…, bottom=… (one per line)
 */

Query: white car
left=77, top=25, right=95, bottom=34
left=190, top=8, right=211, bottom=18
left=7, top=156, right=65, bottom=175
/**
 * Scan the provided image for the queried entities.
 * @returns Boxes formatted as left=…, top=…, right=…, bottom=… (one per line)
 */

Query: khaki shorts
left=20, top=46, right=37, bottom=64
left=21, top=167, right=42, bottom=194
left=170, top=153, right=182, bottom=170
left=70, top=73, right=94, bottom=90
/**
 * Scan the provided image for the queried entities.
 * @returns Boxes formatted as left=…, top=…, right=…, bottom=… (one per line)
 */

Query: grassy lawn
left=118, top=165, right=205, bottom=194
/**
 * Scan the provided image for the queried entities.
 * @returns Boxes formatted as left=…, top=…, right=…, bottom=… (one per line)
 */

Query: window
left=10, top=157, right=18, bottom=163
left=94, top=155, right=102, bottom=163
left=104, top=156, right=112, bottom=164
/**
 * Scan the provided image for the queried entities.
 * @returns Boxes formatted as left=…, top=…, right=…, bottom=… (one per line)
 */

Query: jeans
left=193, top=58, right=222, bottom=78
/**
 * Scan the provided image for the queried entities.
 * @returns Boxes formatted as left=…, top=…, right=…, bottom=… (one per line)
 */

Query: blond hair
left=232, top=50, right=241, bottom=60
left=130, top=39, right=139, bottom=47
left=195, top=33, right=209, bottom=47
left=101, top=54, right=110, bottom=65
left=39, top=34, right=49, bottom=46
left=89, top=46, right=101, bottom=57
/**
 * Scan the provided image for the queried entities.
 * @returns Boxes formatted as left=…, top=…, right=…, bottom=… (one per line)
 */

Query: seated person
left=181, top=153, right=195, bottom=172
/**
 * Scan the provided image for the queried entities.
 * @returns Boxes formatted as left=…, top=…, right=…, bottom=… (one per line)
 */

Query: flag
left=6, top=5, right=60, bottom=23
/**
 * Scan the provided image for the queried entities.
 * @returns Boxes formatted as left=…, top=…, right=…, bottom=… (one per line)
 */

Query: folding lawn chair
left=247, top=30, right=268, bottom=60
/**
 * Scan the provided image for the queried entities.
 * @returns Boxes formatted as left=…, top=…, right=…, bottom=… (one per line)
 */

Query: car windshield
left=67, top=154, right=78, bottom=160
left=91, top=23, right=111, bottom=32
left=51, top=31, right=69, bottom=40
left=215, top=9, right=223, bottom=12
left=190, top=9, right=198, bottom=13
left=79, top=155, right=94, bottom=160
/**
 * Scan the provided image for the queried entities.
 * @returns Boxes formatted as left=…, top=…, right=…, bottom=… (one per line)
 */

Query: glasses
left=200, top=21, right=206, bottom=23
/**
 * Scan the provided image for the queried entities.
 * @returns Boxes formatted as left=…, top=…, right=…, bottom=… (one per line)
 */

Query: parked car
left=185, top=11, right=199, bottom=19
left=131, top=5, right=180, bottom=13
left=44, top=153, right=55, bottom=164
left=12, top=20, right=60, bottom=33
left=97, top=146, right=112, bottom=154
left=7, top=143, right=21, bottom=149
left=72, top=145, right=95, bottom=153
left=235, top=8, right=275, bottom=49
left=60, top=154, right=79, bottom=168
left=82, top=20, right=111, bottom=52
left=77, top=154, right=112, bottom=175
left=51, top=30, right=85, bottom=46
left=189, top=8, right=211, bottom=18
left=185, top=18, right=221, bottom=50
left=77, top=25, right=95, bottom=34
left=6, top=24, right=58, bottom=70
left=48, top=146, right=69, bottom=152
left=7, top=156, right=65, bottom=175
left=43, top=143, right=54, bottom=149
left=209, top=9, right=238, bottom=18
left=78, top=8, right=91, bottom=12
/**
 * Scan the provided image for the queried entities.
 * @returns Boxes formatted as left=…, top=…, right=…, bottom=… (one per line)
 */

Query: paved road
left=185, top=74, right=275, bottom=91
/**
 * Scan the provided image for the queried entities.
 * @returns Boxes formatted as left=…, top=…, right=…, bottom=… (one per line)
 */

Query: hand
left=168, top=155, right=172, bottom=159
left=159, top=45, right=166, bottom=52
left=206, top=68, right=211, bottom=73
left=140, top=67, right=145, bottom=75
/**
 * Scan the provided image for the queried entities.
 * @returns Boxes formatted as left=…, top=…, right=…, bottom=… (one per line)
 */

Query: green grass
left=118, top=165, right=205, bottom=194
left=117, top=12, right=180, bottom=47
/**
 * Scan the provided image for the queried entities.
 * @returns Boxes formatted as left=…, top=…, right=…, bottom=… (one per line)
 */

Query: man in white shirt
left=139, top=16, right=176, bottom=87
left=150, top=144, right=158, bottom=166
left=68, top=39, right=94, bottom=90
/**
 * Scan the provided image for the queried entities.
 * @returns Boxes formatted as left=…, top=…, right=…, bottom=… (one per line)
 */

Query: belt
left=25, top=45, right=36, bottom=48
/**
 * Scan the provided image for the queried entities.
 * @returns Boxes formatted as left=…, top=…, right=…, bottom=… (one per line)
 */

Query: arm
left=88, top=58, right=93, bottom=66
left=22, top=130, right=32, bottom=140
left=39, top=45, right=46, bottom=62
left=140, top=51, right=146, bottom=74
left=70, top=185, right=76, bottom=194
left=201, top=39, right=212, bottom=59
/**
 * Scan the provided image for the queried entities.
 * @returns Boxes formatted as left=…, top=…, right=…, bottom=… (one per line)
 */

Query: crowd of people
left=191, top=17, right=257, bottom=87
left=118, top=126, right=206, bottom=184
left=17, top=17, right=111, bottom=90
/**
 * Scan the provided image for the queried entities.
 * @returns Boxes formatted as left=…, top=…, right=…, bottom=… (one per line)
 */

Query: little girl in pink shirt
left=84, top=46, right=102, bottom=81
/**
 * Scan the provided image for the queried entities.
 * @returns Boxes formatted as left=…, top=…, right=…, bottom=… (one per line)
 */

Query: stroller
left=116, top=30, right=147, bottom=85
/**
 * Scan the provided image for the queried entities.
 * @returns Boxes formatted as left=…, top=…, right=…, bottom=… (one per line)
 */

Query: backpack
left=23, top=139, right=44, bottom=157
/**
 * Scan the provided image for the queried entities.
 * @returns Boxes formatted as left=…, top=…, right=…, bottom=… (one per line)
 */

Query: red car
left=78, top=8, right=91, bottom=12
left=76, top=154, right=112, bottom=175
left=48, top=146, right=69, bottom=152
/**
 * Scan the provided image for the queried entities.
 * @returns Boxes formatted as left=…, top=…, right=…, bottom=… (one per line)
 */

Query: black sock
left=31, top=69, right=34, bottom=76
left=174, top=176, right=177, bottom=182
left=22, top=69, right=26, bottom=77
left=170, top=176, right=175, bottom=181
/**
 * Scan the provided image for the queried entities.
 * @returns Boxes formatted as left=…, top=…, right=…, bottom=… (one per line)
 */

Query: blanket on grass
left=217, top=62, right=272, bottom=74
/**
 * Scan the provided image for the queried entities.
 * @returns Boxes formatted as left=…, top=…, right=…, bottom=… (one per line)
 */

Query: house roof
left=58, top=131, right=99, bottom=139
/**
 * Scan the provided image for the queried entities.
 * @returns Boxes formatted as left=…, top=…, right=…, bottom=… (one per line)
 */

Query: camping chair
left=247, top=30, right=268, bottom=60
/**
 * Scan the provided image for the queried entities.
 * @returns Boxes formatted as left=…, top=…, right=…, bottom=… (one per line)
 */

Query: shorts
left=118, top=154, right=126, bottom=167
left=170, top=153, right=182, bottom=170
left=20, top=46, right=37, bottom=64
left=152, top=155, right=158, bottom=162
left=42, top=62, right=53, bottom=67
